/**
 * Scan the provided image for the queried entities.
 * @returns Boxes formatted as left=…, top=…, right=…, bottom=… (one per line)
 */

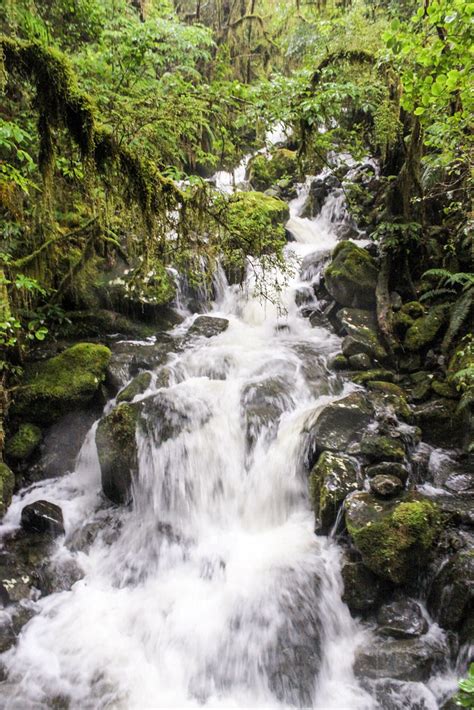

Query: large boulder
left=303, top=392, right=374, bottom=463
left=309, top=451, right=358, bottom=533
left=247, top=149, right=298, bottom=192
left=338, top=308, right=387, bottom=363
left=21, top=500, right=65, bottom=537
left=404, top=304, right=449, bottom=351
left=186, top=316, right=229, bottom=339
left=360, top=434, right=406, bottom=462
left=12, top=343, right=111, bottom=425
left=413, top=398, right=466, bottom=449
left=0, top=463, right=15, bottom=518
left=354, top=635, right=447, bottom=683
left=427, top=551, right=474, bottom=631
left=344, top=492, right=441, bottom=584
left=96, top=402, right=141, bottom=505
left=325, top=242, right=378, bottom=309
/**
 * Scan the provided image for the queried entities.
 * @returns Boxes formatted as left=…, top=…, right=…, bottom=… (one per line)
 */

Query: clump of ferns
left=420, top=269, right=474, bottom=353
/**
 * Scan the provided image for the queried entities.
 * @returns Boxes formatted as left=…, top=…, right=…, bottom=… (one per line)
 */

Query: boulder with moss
left=247, top=149, right=298, bottom=192
left=95, top=402, right=142, bottom=505
left=325, top=242, right=378, bottom=309
left=428, top=550, right=474, bottom=631
left=0, top=462, right=15, bottom=518
left=5, top=424, right=42, bottom=461
left=413, top=398, right=465, bottom=448
left=404, top=304, right=450, bottom=351
left=337, top=308, right=387, bottom=362
left=309, top=451, right=358, bottom=533
left=12, top=343, right=111, bottom=425
left=344, top=492, right=442, bottom=584
left=116, top=372, right=152, bottom=404
left=360, top=434, right=406, bottom=462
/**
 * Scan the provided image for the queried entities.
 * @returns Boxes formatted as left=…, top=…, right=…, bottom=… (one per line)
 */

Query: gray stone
left=370, top=474, right=404, bottom=498
left=377, top=599, right=429, bottom=639
left=21, top=501, right=65, bottom=537
left=187, top=316, right=229, bottom=339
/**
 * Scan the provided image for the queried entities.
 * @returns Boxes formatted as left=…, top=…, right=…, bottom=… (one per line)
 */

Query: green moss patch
left=325, top=242, right=378, bottom=309
left=247, top=149, right=298, bottom=192
left=0, top=462, right=15, bottom=518
left=5, top=424, right=42, bottom=461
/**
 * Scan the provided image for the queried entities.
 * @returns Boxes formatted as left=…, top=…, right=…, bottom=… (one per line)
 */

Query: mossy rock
left=367, top=386, right=413, bottom=421
left=328, top=353, right=349, bottom=371
left=247, top=149, right=298, bottom=192
left=5, top=424, right=42, bottom=461
left=224, top=191, right=289, bottom=264
left=367, top=381, right=405, bottom=398
left=413, top=398, right=466, bottom=448
left=352, top=369, right=394, bottom=385
left=95, top=402, right=142, bottom=505
left=404, top=304, right=450, bottom=352
left=325, top=242, right=378, bottom=309
left=309, top=451, right=358, bottom=533
left=401, top=301, right=425, bottom=319
left=428, top=550, right=474, bottom=631
left=408, top=371, right=433, bottom=402
left=116, top=372, right=152, bottom=404
left=393, top=311, right=415, bottom=337
left=360, top=434, right=405, bottom=462
left=344, top=492, right=442, bottom=584
left=338, top=308, right=387, bottom=362
left=12, top=343, right=111, bottom=425
left=0, top=462, right=15, bottom=518
left=431, top=379, right=458, bottom=399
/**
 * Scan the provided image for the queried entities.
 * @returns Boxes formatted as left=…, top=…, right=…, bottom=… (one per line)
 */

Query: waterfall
left=0, top=176, right=380, bottom=709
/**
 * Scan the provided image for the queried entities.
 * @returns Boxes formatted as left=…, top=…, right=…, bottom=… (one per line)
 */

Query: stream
left=0, top=158, right=463, bottom=708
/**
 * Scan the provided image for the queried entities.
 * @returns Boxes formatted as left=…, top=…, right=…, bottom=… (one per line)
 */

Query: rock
left=360, top=434, right=405, bottom=462
left=300, top=177, right=330, bottom=218
left=116, top=372, right=152, bottom=403
left=348, top=353, right=372, bottom=370
left=368, top=389, right=413, bottom=422
left=141, top=389, right=212, bottom=446
left=12, top=343, right=111, bottom=425
left=404, top=304, right=449, bottom=351
left=352, top=369, right=394, bottom=385
left=21, top=501, right=65, bottom=537
left=370, top=475, right=404, bottom=498
left=408, top=371, right=433, bottom=402
left=247, top=149, right=298, bottom=192
left=328, top=353, right=349, bottom=371
left=431, top=379, right=457, bottom=399
left=341, top=559, right=381, bottom=613
left=294, top=286, right=314, bottom=308
left=325, top=242, right=378, bottom=309
left=401, top=301, right=425, bottom=319
left=391, top=292, right=403, bottom=311
left=5, top=424, right=42, bottom=461
left=367, top=381, right=405, bottom=398
left=309, top=452, right=358, bottom=533
left=428, top=551, right=474, bottom=631
left=365, top=678, right=441, bottom=709
left=242, top=375, right=294, bottom=448
left=96, top=402, right=141, bottom=505
left=187, top=316, right=229, bottom=339
left=0, top=463, right=15, bottom=518
left=304, top=392, right=374, bottom=462
left=365, top=462, right=409, bottom=484
left=338, top=308, right=387, bottom=362
left=413, top=398, right=465, bottom=449
left=344, top=492, right=441, bottom=584
left=354, top=635, right=447, bottom=683
left=107, top=339, right=174, bottom=390
left=377, top=598, right=429, bottom=638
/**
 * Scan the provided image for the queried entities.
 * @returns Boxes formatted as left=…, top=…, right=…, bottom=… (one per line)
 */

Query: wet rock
left=377, top=598, right=428, bottom=638
left=348, top=353, right=372, bottom=370
left=141, top=390, right=212, bottom=447
left=328, top=353, right=349, bottom=371
left=360, top=434, right=405, bottom=462
left=291, top=343, right=330, bottom=396
left=338, top=308, right=387, bottom=362
left=0, top=463, right=15, bottom=518
left=428, top=551, right=474, bottom=631
left=370, top=475, right=404, bottom=498
left=352, top=369, right=394, bottom=385
left=96, top=402, right=141, bottom=505
left=5, top=423, right=42, bottom=462
left=11, top=343, right=111, bottom=425
left=344, top=492, right=442, bottom=584
left=107, top=338, right=176, bottom=390
left=294, top=285, right=314, bottom=308
left=242, top=375, right=294, bottom=448
left=341, top=559, right=381, bottom=613
left=187, top=316, right=229, bottom=339
left=413, top=398, right=466, bottom=449
left=116, top=371, right=152, bottom=403
left=354, top=635, right=447, bottom=682
left=300, top=177, right=331, bottom=218
left=0, top=616, right=16, bottom=653
left=309, top=451, right=358, bottom=533
left=365, top=678, right=441, bottom=710
left=325, top=241, right=378, bottom=309
left=35, top=557, right=83, bottom=596
left=304, top=392, right=374, bottom=462
left=368, top=389, right=413, bottom=422
left=365, top=462, right=409, bottom=484
left=21, top=501, right=65, bottom=537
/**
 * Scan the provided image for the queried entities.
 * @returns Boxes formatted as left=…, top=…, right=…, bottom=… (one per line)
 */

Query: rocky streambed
left=0, top=157, right=472, bottom=709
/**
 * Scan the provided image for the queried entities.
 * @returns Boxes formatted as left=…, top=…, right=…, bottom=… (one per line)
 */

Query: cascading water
left=0, top=165, right=450, bottom=710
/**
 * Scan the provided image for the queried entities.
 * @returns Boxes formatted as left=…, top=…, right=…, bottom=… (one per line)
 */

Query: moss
left=0, top=462, right=15, bottom=518
left=95, top=402, right=141, bottom=505
left=325, top=242, right=378, bottom=308
left=328, top=353, right=349, bottom=370
left=309, top=451, right=358, bottom=533
left=345, top=493, right=441, bottom=584
left=367, top=381, right=405, bottom=398
left=117, top=372, right=152, bottom=404
left=5, top=424, right=42, bottom=461
left=360, top=434, right=405, bottom=462
left=401, top=301, right=425, bottom=319
left=404, top=304, right=450, bottom=351
left=248, top=149, right=298, bottom=191
left=352, top=369, right=394, bottom=384
left=12, top=343, right=111, bottom=425
left=431, top=379, right=458, bottom=399
left=393, top=310, right=415, bottom=337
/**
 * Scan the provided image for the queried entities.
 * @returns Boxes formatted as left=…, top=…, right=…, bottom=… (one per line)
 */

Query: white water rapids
left=1, top=179, right=394, bottom=708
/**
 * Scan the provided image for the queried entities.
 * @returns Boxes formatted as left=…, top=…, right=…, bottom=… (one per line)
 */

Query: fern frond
left=442, top=289, right=474, bottom=351
left=420, top=287, right=456, bottom=303
left=423, top=269, right=474, bottom=289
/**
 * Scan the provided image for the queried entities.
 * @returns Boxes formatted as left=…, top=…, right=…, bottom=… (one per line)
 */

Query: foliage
left=457, top=664, right=474, bottom=708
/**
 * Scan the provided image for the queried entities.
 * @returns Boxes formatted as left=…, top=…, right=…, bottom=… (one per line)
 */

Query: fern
left=442, top=288, right=474, bottom=352
left=423, top=269, right=474, bottom=289
left=420, top=287, right=456, bottom=303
